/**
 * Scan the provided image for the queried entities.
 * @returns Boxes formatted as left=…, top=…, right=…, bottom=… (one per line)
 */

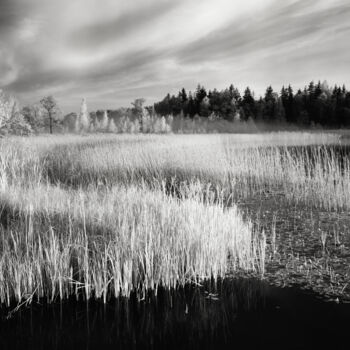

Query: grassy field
left=0, top=131, right=349, bottom=307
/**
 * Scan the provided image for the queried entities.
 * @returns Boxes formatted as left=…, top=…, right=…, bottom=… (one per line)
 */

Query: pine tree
left=281, top=86, right=288, bottom=110
left=180, top=88, right=188, bottom=102
left=195, top=84, right=207, bottom=115
left=242, top=87, right=255, bottom=119
left=263, top=86, right=276, bottom=121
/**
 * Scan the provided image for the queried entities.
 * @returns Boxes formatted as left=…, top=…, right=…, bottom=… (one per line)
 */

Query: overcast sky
left=1, top=0, right=350, bottom=112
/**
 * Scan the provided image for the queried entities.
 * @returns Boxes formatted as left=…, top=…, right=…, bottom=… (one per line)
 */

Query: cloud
left=68, top=1, right=183, bottom=50
left=175, top=0, right=350, bottom=64
left=1, top=0, right=350, bottom=111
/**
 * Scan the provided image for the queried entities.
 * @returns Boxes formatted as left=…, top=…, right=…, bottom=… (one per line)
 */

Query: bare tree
left=40, top=96, right=58, bottom=134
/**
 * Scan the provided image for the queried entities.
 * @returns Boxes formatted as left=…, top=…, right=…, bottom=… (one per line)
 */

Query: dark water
left=1, top=278, right=350, bottom=350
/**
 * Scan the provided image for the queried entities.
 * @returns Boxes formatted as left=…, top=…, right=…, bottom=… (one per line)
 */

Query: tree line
left=0, top=91, right=173, bottom=135
left=2, top=80, right=350, bottom=136
left=154, top=81, right=350, bottom=127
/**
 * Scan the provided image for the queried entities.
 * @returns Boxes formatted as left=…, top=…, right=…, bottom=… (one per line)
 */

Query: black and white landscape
left=1, top=1, right=350, bottom=349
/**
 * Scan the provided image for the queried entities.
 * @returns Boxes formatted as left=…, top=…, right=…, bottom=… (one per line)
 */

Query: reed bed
left=2, top=131, right=346, bottom=210
left=0, top=131, right=346, bottom=306
left=224, top=145, right=350, bottom=211
left=0, top=182, right=259, bottom=306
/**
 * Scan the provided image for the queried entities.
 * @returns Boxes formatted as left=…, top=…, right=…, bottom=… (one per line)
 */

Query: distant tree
left=195, top=84, right=207, bottom=114
left=241, top=87, right=255, bottom=119
left=107, top=117, right=117, bottom=133
left=141, top=109, right=152, bottom=133
left=131, top=98, right=146, bottom=117
left=6, top=112, right=32, bottom=135
left=154, top=94, right=171, bottom=116
left=199, top=96, right=210, bottom=117
left=187, top=93, right=196, bottom=117
left=40, top=95, right=59, bottom=134
left=62, top=112, right=78, bottom=132
left=152, top=82, right=350, bottom=128
left=169, top=94, right=182, bottom=115
left=0, top=90, right=16, bottom=133
left=274, top=97, right=286, bottom=123
left=21, top=104, right=44, bottom=132
left=153, top=116, right=170, bottom=133
left=263, top=86, right=277, bottom=121
left=131, top=98, right=146, bottom=131
left=0, top=90, right=32, bottom=135
left=228, top=84, right=241, bottom=102
left=77, top=98, right=90, bottom=132
left=208, top=89, right=222, bottom=117
left=293, top=90, right=308, bottom=125
left=180, top=88, right=188, bottom=103
left=145, top=105, right=155, bottom=116
left=308, top=81, right=315, bottom=98
left=100, top=110, right=109, bottom=131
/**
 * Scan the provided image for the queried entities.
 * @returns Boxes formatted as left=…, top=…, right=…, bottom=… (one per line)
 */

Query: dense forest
left=154, top=81, right=350, bottom=127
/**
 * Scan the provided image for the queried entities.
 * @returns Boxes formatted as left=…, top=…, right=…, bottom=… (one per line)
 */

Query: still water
left=1, top=278, right=350, bottom=349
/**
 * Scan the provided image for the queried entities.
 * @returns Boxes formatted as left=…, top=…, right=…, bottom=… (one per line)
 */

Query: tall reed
left=0, top=182, right=259, bottom=306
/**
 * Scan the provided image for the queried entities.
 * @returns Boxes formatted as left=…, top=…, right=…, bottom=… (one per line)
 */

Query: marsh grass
left=3, top=132, right=346, bottom=210
left=0, top=131, right=346, bottom=307
left=0, top=181, right=261, bottom=307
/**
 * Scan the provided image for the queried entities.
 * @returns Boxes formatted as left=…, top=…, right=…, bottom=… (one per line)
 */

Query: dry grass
left=0, top=182, right=259, bottom=306
left=0, top=131, right=346, bottom=306
left=0, top=134, right=267, bottom=306
left=3, top=131, right=345, bottom=210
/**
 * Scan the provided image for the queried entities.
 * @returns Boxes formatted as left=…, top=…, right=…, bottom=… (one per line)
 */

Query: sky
left=1, top=0, right=350, bottom=113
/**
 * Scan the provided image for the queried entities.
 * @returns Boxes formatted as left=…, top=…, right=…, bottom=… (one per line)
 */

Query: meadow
left=1, top=131, right=350, bottom=309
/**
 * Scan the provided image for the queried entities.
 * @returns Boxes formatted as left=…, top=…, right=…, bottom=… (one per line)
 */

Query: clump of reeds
left=0, top=182, right=260, bottom=306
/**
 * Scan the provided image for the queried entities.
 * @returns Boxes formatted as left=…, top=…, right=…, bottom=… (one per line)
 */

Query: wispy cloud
left=1, top=0, right=349, bottom=112
left=68, top=1, right=183, bottom=50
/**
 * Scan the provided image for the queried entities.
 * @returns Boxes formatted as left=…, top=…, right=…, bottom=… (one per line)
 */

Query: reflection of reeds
left=253, top=229, right=267, bottom=276
left=1, top=277, right=266, bottom=348
left=271, top=213, right=277, bottom=256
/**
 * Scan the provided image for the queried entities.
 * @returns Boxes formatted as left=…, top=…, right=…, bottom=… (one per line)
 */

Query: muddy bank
left=238, top=193, right=350, bottom=302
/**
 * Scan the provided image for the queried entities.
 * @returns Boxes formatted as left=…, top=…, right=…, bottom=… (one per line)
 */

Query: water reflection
left=1, top=277, right=350, bottom=349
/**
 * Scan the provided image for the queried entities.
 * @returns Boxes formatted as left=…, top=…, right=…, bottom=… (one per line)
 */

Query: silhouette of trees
left=153, top=81, right=350, bottom=127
